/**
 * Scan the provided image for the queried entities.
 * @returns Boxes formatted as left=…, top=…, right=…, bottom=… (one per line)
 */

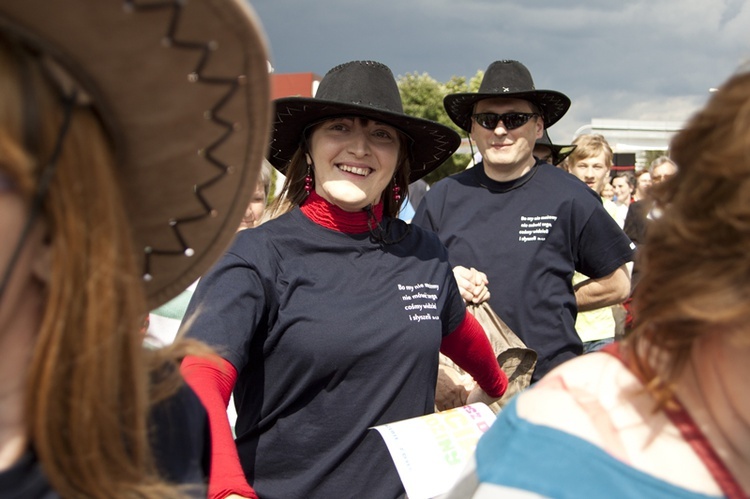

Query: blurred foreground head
left=629, top=67, right=750, bottom=399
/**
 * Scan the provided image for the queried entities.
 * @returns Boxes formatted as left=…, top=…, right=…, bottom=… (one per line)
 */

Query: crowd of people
left=1, top=2, right=747, bottom=499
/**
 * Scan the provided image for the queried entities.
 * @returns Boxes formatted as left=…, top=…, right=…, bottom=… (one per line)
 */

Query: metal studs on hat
left=122, top=0, right=247, bottom=283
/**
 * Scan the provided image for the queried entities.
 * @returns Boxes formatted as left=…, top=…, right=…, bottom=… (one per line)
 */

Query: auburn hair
left=623, top=70, right=750, bottom=408
left=0, top=34, right=203, bottom=497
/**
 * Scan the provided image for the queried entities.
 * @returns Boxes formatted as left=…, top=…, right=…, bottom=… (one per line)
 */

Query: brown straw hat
left=0, top=0, right=272, bottom=308
left=268, top=60, right=461, bottom=183
left=444, top=60, right=571, bottom=132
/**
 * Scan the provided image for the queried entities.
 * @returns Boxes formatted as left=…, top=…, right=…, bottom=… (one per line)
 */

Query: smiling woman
left=306, top=116, right=404, bottom=213
left=179, top=60, right=510, bottom=499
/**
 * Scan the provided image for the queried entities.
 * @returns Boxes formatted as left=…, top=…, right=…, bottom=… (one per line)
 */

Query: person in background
left=180, top=60, right=508, bottom=499
left=622, top=155, right=678, bottom=334
left=533, top=128, right=576, bottom=167
left=624, top=156, right=678, bottom=247
left=413, top=60, right=634, bottom=383
left=601, top=181, right=615, bottom=202
left=565, top=134, right=628, bottom=353
left=446, top=63, right=750, bottom=499
left=566, top=134, right=615, bottom=205
left=611, top=171, right=635, bottom=228
left=0, top=1, right=270, bottom=497
left=633, top=168, right=652, bottom=201
left=238, top=160, right=272, bottom=231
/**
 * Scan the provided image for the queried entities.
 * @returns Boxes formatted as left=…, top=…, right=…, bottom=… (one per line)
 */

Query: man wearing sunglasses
left=413, top=60, right=634, bottom=386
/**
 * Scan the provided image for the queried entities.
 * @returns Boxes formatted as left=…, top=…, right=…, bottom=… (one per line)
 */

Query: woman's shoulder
left=512, top=351, right=723, bottom=497
left=515, top=352, right=638, bottom=443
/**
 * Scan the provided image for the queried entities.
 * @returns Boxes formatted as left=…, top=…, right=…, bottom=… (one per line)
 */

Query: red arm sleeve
left=440, top=313, right=508, bottom=398
left=180, top=355, right=257, bottom=499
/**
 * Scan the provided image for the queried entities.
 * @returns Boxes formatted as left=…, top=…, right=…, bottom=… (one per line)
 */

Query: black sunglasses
left=471, top=112, right=539, bottom=131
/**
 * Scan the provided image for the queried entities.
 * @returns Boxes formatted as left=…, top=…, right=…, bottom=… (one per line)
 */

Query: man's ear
left=536, top=118, right=545, bottom=139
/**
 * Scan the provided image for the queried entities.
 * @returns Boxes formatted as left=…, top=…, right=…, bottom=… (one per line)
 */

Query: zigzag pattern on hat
left=419, top=124, right=454, bottom=167
left=268, top=102, right=311, bottom=168
left=125, top=0, right=248, bottom=282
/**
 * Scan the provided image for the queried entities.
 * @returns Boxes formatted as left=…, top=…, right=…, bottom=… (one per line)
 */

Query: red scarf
left=300, top=191, right=383, bottom=234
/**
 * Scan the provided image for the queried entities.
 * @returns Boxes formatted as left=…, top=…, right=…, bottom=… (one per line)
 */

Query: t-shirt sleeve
left=443, top=270, right=466, bottom=335
left=411, top=186, right=440, bottom=232
left=181, top=246, right=268, bottom=372
left=575, top=202, right=635, bottom=279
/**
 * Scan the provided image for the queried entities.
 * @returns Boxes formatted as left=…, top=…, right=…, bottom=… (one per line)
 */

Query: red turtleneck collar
left=300, top=190, right=383, bottom=234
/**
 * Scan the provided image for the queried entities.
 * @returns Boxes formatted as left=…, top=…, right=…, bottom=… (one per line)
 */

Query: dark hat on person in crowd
left=268, top=60, right=461, bottom=183
left=536, top=130, right=576, bottom=166
left=0, top=0, right=272, bottom=309
left=444, top=60, right=571, bottom=132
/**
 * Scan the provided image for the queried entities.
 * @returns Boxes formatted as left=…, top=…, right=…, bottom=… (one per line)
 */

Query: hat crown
left=478, top=60, right=537, bottom=95
left=315, top=60, right=404, bottom=114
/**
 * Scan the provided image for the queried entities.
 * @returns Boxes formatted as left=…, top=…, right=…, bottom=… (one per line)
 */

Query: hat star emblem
left=503, top=87, right=510, bottom=92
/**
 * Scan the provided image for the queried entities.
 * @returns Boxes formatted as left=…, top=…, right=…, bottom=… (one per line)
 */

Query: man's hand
left=452, top=266, right=490, bottom=305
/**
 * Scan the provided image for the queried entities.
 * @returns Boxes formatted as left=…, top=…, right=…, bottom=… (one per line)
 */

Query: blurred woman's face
left=237, top=182, right=267, bottom=231
left=0, top=169, right=47, bottom=341
left=0, top=171, right=28, bottom=293
left=611, top=177, right=633, bottom=204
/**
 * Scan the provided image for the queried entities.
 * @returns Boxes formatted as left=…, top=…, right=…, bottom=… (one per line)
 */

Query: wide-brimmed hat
left=444, top=60, right=570, bottom=132
left=0, top=0, right=271, bottom=309
left=536, top=130, right=576, bottom=166
left=268, top=60, right=461, bottom=183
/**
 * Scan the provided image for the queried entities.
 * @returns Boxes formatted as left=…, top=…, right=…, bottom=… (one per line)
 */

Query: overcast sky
left=249, top=0, right=749, bottom=143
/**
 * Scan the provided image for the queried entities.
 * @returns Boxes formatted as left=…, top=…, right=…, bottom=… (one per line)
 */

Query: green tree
left=398, top=69, right=484, bottom=185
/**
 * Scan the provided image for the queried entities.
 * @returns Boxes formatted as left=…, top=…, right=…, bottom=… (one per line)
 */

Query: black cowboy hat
left=444, top=60, right=571, bottom=132
left=268, top=60, right=461, bottom=183
left=0, top=0, right=271, bottom=309
left=536, top=130, right=576, bottom=166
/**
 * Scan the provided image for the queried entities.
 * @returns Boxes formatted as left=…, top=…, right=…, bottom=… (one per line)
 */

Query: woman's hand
left=452, top=266, right=490, bottom=304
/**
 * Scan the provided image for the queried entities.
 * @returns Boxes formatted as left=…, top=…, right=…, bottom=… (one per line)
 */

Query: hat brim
left=0, top=0, right=272, bottom=309
left=268, top=98, right=460, bottom=183
left=444, top=90, right=571, bottom=132
left=550, top=145, right=576, bottom=166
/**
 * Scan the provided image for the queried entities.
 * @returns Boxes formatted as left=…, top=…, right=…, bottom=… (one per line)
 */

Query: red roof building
left=271, top=72, right=322, bottom=99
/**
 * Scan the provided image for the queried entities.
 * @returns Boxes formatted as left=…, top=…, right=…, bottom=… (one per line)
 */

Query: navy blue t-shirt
left=183, top=208, right=465, bottom=499
left=412, top=161, right=634, bottom=381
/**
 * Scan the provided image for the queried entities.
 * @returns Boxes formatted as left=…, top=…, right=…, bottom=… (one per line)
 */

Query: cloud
left=249, top=0, right=750, bottom=146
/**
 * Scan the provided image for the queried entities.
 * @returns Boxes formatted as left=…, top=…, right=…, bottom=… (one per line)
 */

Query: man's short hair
left=568, top=134, right=614, bottom=168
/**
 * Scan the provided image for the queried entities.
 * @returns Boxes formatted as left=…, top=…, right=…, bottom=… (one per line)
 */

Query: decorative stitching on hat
left=124, top=0, right=246, bottom=282
left=270, top=103, right=311, bottom=167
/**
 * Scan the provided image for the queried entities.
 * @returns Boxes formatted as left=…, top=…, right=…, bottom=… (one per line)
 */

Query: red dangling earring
left=304, top=164, right=313, bottom=195
left=392, top=180, right=401, bottom=202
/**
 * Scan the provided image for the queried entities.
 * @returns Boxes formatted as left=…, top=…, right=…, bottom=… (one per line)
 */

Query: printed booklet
left=372, top=403, right=496, bottom=499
